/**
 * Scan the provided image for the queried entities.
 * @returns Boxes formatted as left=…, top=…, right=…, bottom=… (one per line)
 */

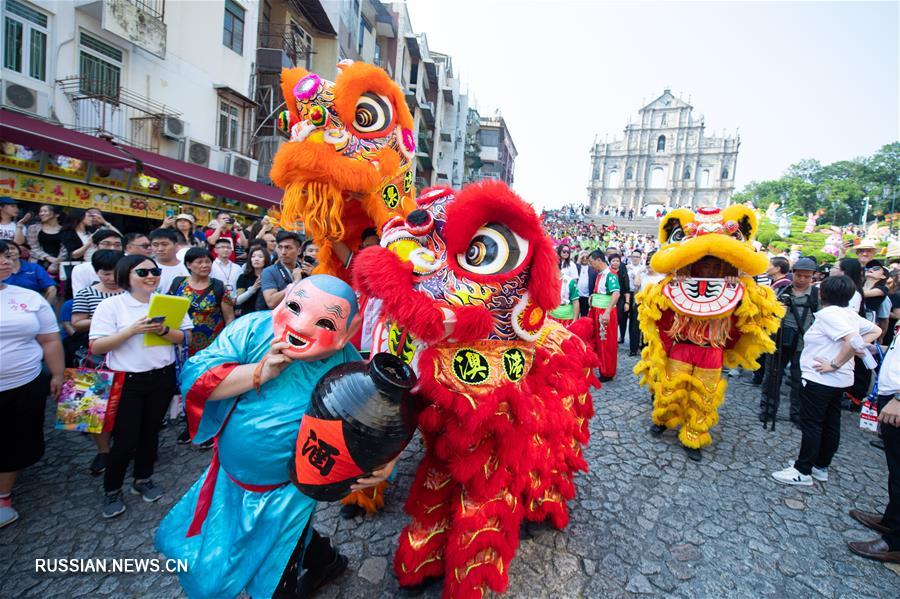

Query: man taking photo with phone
left=205, top=212, right=246, bottom=262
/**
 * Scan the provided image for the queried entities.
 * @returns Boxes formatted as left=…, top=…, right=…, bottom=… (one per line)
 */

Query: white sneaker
left=772, top=466, right=813, bottom=486
left=811, top=467, right=828, bottom=482
left=0, top=497, right=19, bottom=528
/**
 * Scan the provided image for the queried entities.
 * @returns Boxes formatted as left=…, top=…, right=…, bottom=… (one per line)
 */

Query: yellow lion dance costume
left=634, top=205, right=784, bottom=457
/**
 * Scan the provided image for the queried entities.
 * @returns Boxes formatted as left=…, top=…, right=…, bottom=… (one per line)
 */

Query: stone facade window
left=625, top=167, right=633, bottom=180
left=683, top=167, right=691, bottom=180
left=657, top=135, right=666, bottom=152
left=721, top=167, right=729, bottom=179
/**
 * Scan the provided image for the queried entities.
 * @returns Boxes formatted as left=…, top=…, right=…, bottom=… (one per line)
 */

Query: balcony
left=258, top=22, right=311, bottom=69
left=76, top=0, right=167, bottom=58
left=416, top=131, right=432, bottom=157
left=57, top=76, right=182, bottom=153
left=420, top=100, right=435, bottom=127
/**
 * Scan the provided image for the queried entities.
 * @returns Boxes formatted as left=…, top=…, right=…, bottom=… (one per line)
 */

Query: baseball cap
left=0, top=196, right=17, bottom=205
left=792, top=257, right=817, bottom=272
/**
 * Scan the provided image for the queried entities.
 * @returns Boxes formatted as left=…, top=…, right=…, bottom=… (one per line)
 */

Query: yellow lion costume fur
left=634, top=205, right=784, bottom=450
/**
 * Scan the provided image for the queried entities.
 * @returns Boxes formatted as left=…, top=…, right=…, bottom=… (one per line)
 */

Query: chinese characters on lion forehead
left=270, top=60, right=417, bottom=280
left=634, top=206, right=784, bottom=459
left=354, top=181, right=600, bottom=598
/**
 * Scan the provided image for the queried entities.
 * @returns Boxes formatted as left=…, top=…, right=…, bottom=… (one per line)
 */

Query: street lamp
left=886, top=185, right=895, bottom=236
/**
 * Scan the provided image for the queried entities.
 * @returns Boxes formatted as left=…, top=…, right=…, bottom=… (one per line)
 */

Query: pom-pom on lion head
left=270, top=61, right=416, bottom=279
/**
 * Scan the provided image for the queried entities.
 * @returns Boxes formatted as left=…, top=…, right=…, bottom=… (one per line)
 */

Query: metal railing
left=57, top=76, right=181, bottom=152
left=125, top=0, right=165, bottom=20
left=257, top=22, right=311, bottom=68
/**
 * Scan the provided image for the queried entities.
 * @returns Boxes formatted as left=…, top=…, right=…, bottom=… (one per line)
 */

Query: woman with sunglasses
left=89, top=255, right=193, bottom=519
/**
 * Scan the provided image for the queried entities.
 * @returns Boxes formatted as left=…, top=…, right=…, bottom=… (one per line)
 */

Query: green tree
left=784, top=158, right=822, bottom=184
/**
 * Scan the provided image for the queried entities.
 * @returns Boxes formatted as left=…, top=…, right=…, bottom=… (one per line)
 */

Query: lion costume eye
left=354, top=92, right=393, bottom=134
left=668, top=224, right=685, bottom=243
left=457, top=224, right=529, bottom=275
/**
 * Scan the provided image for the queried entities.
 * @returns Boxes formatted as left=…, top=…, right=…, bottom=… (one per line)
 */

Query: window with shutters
left=3, top=0, right=48, bottom=81
left=78, top=32, right=123, bottom=99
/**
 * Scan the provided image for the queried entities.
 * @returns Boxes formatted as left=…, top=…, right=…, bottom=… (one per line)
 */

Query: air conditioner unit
left=257, top=48, right=291, bottom=73
left=162, top=116, right=186, bottom=140
left=1, top=81, right=50, bottom=118
left=185, top=139, right=212, bottom=167
left=222, top=151, right=259, bottom=180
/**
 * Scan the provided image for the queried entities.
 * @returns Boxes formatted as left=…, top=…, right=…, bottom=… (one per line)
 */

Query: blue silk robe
left=154, top=312, right=360, bottom=598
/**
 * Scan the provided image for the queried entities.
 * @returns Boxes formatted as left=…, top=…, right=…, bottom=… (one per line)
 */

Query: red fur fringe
left=353, top=248, right=447, bottom=342
left=395, top=325, right=599, bottom=596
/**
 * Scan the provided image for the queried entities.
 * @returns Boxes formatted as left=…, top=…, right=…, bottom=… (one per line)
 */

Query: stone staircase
left=589, top=215, right=661, bottom=234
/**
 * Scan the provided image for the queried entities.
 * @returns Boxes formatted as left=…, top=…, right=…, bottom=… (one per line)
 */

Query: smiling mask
left=272, top=275, right=360, bottom=361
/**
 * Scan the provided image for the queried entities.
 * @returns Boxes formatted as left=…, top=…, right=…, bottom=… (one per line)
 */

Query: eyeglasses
left=133, top=267, right=162, bottom=277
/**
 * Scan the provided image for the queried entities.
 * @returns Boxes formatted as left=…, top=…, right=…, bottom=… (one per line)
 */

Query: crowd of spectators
left=0, top=196, right=327, bottom=523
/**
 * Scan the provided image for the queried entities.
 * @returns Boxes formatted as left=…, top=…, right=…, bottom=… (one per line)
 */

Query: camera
left=302, top=256, right=317, bottom=266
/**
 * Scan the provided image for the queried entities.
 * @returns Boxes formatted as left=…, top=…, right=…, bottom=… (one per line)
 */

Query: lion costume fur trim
left=394, top=322, right=598, bottom=597
left=634, top=275, right=783, bottom=448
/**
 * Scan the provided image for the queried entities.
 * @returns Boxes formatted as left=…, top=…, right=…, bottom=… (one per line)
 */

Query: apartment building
left=470, top=111, right=517, bottom=187
left=1, top=0, right=276, bottom=224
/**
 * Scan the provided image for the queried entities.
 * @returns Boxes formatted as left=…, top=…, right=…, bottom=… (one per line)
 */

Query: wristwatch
left=830, top=360, right=840, bottom=370
left=161, top=325, right=170, bottom=336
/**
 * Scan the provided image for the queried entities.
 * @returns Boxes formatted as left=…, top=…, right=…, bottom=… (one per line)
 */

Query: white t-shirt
left=89, top=292, right=193, bottom=372
left=800, top=305, right=876, bottom=387
left=0, top=285, right=59, bottom=391
left=157, top=261, right=189, bottom=294
left=211, top=259, right=240, bottom=297
left=848, top=291, right=862, bottom=314
left=0, top=221, right=16, bottom=241
left=877, top=332, right=900, bottom=396
left=70, top=261, right=98, bottom=295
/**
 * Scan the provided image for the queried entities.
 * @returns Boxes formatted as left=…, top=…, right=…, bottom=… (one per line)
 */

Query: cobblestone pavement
left=2, top=348, right=899, bottom=598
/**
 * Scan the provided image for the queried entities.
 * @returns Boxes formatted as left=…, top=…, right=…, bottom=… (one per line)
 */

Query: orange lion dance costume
left=354, top=182, right=599, bottom=598
left=270, top=61, right=416, bottom=280
left=634, top=205, right=784, bottom=459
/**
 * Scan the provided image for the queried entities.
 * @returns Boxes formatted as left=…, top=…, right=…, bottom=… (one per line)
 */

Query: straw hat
left=855, top=238, right=879, bottom=250
left=886, top=240, right=900, bottom=259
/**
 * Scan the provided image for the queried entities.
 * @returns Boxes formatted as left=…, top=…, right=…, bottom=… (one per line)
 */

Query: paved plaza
left=1, top=349, right=898, bottom=598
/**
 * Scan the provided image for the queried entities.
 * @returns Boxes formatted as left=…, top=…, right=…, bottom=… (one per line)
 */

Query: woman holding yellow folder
left=89, top=255, right=193, bottom=519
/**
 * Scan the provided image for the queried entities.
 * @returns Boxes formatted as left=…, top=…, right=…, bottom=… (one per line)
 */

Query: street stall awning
left=1, top=108, right=134, bottom=169
left=122, top=146, right=281, bottom=209
left=0, top=108, right=282, bottom=210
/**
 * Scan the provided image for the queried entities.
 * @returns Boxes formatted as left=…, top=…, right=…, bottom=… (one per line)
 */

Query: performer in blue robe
left=155, top=276, right=388, bottom=598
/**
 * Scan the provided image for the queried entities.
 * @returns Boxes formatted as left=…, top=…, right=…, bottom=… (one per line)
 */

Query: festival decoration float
left=634, top=206, right=784, bottom=460
left=269, top=61, right=417, bottom=280
left=354, top=181, right=599, bottom=598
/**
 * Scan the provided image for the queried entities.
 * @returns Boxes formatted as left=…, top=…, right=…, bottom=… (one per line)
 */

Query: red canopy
left=0, top=109, right=281, bottom=209
left=124, top=145, right=281, bottom=209
left=1, top=108, right=133, bottom=169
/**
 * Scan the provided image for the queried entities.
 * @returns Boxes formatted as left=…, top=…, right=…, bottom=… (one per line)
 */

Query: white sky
left=405, top=0, right=900, bottom=211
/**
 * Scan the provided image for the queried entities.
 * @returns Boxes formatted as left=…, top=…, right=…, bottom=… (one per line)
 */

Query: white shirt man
left=210, top=238, right=240, bottom=298
left=149, top=229, right=188, bottom=293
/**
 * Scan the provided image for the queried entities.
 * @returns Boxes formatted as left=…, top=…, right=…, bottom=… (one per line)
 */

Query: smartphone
left=165, top=207, right=176, bottom=218
left=148, top=316, right=167, bottom=324
left=302, top=256, right=317, bottom=266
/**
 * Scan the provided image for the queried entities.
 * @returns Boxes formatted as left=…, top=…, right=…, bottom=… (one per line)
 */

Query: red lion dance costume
left=354, top=182, right=599, bottom=598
